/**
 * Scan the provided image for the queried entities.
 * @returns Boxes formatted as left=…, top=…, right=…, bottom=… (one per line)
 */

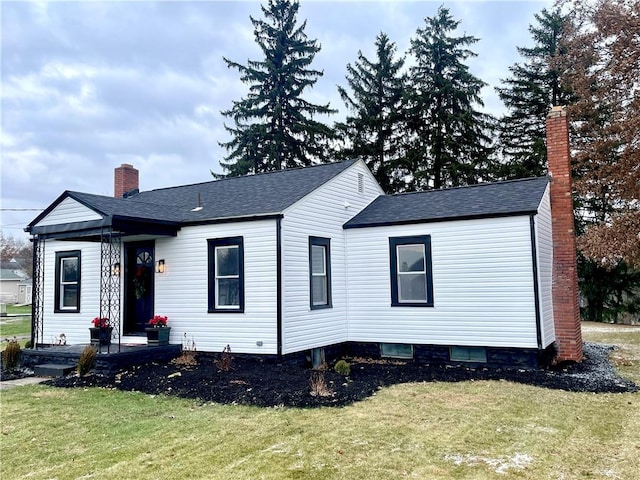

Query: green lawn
left=6, top=305, right=31, bottom=316
left=0, top=306, right=30, bottom=341
left=1, top=322, right=638, bottom=480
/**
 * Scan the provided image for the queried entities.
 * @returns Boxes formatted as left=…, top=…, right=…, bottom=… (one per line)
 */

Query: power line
left=0, top=208, right=44, bottom=211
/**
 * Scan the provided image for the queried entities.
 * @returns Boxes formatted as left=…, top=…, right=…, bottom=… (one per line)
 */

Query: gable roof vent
left=358, top=173, right=364, bottom=193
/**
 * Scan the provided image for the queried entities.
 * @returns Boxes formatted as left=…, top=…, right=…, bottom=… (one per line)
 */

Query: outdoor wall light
left=155, top=259, right=166, bottom=274
left=112, top=262, right=121, bottom=276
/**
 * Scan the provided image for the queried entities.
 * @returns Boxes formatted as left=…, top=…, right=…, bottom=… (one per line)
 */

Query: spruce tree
left=496, top=8, right=570, bottom=179
left=336, top=32, right=406, bottom=193
left=219, top=0, right=336, bottom=176
left=405, top=6, right=494, bottom=191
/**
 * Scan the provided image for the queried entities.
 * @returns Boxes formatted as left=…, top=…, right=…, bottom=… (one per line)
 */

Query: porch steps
left=33, top=363, right=76, bottom=377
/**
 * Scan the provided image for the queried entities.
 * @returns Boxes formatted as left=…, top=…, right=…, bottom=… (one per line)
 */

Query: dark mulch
left=38, top=343, right=637, bottom=408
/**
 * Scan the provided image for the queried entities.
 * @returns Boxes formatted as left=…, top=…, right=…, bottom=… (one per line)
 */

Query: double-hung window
left=309, top=236, right=331, bottom=309
left=54, top=250, right=81, bottom=313
left=208, top=237, right=244, bottom=312
left=389, top=236, right=433, bottom=307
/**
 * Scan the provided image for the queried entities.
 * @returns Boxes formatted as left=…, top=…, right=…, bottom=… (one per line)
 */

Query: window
left=381, top=343, right=413, bottom=359
left=309, top=236, right=331, bottom=309
left=54, top=251, right=81, bottom=313
left=389, top=235, right=434, bottom=307
left=208, top=237, right=244, bottom=312
left=450, top=346, right=487, bottom=363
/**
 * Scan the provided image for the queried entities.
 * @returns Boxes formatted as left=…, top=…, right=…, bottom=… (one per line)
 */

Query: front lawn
left=1, top=322, right=638, bottom=479
left=0, top=306, right=30, bottom=345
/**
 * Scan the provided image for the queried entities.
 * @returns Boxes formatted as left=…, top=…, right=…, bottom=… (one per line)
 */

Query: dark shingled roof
left=344, top=176, right=549, bottom=229
left=129, top=159, right=358, bottom=223
left=30, top=160, right=358, bottom=230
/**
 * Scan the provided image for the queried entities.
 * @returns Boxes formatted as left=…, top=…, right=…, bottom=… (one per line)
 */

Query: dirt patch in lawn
left=42, top=343, right=637, bottom=408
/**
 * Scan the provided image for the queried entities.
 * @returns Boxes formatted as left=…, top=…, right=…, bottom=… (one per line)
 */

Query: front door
left=124, top=242, right=155, bottom=334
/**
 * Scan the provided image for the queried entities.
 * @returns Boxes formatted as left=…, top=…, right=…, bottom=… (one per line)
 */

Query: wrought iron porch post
left=99, top=228, right=122, bottom=353
left=31, top=235, right=45, bottom=349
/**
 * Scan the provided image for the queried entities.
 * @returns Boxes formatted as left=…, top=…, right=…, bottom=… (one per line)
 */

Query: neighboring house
left=25, top=107, right=582, bottom=367
left=0, top=268, right=24, bottom=304
left=18, top=278, right=32, bottom=305
left=0, top=258, right=32, bottom=304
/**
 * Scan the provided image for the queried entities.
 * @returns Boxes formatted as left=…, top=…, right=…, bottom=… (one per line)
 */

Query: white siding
left=154, top=220, right=278, bottom=354
left=40, top=240, right=102, bottom=345
left=36, top=198, right=102, bottom=226
left=281, top=161, right=383, bottom=354
left=346, top=216, right=540, bottom=348
left=534, top=185, right=555, bottom=347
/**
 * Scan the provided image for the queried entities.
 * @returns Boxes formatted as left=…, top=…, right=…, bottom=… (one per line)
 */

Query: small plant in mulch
left=77, top=346, right=98, bottom=376
left=2, top=338, right=21, bottom=372
left=172, top=333, right=198, bottom=367
left=309, top=370, right=334, bottom=397
left=334, top=359, right=351, bottom=376
left=215, top=345, right=233, bottom=372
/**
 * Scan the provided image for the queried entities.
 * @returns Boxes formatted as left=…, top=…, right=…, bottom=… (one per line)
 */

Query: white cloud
left=1, top=0, right=552, bottom=238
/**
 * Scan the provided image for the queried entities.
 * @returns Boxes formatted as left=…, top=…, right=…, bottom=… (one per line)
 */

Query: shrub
left=215, top=344, right=233, bottom=372
left=309, top=370, right=334, bottom=397
left=2, top=340, right=21, bottom=371
left=334, top=359, right=351, bottom=376
left=24, top=340, right=33, bottom=349
left=77, top=346, right=98, bottom=376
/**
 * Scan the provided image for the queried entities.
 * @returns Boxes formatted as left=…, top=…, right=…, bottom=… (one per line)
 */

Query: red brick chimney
left=114, top=164, right=139, bottom=198
left=546, top=106, right=582, bottom=362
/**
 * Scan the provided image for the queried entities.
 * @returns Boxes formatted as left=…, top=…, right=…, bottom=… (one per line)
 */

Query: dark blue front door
left=124, top=242, right=154, bottom=334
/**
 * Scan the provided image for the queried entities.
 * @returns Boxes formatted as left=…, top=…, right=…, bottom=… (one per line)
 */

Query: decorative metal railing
left=99, top=228, right=122, bottom=353
left=31, top=235, right=45, bottom=348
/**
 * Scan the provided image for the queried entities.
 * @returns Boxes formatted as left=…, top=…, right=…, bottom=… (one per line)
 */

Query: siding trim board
left=530, top=215, right=543, bottom=350
left=276, top=218, right=283, bottom=357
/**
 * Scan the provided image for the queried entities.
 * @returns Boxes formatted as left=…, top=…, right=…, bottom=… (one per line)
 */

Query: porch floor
left=21, top=343, right=182, bottom=376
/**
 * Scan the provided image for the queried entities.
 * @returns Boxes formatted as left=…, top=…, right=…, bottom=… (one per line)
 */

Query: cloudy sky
left=1, top=0, right=552, bottom=240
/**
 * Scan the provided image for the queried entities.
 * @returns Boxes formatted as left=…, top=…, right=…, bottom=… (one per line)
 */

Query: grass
left=1, top=305, right=31, bottom=348
left=6, top=304, right=32, bottom=316
left=1, top=322, right=639, bottom=479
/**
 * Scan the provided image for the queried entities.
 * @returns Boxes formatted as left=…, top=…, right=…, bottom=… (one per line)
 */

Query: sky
left=1, top=0, right=553, bottom=241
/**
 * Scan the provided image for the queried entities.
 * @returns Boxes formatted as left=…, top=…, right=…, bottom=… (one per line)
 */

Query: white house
left=26, top=107, right=582, bottom=367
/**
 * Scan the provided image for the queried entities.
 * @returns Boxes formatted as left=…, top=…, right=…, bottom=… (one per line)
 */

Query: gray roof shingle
left=344, top=176, right=549, bottom=229
left=35, top=160, right=358, bottom=228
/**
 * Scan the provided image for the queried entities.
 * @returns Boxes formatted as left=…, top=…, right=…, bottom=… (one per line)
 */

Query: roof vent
left=191, top=192, right=203, bottom=212
left=358, top=173, right=364, bottom=193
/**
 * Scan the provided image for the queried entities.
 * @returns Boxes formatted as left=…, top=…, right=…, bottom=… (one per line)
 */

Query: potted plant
left=145, top=315, right=171, bottom=346
left=89, top=317, right=113, bottom=346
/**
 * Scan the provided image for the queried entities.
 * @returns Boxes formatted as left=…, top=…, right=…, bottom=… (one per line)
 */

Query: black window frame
left=389, top=235, right=434, bottom=307
left=54, top=250, right=81, bottom=313
left=309, top=236, right=332, bottom=310
left=207, top=236, right=244, bottom=313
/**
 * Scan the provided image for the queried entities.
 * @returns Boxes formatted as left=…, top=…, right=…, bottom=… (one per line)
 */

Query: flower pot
left=89, top=327, right=113, bottom=346
left=145, top=326, right=171, bottom=346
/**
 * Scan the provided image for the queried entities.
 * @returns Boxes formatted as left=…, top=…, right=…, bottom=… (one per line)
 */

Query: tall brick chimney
left=114, top=164, right=139, bottom=198
left=546, top=106, right=582, bottom=362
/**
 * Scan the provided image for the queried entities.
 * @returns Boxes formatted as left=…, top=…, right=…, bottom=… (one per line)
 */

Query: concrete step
left=33, top=363, right=76, bottom=377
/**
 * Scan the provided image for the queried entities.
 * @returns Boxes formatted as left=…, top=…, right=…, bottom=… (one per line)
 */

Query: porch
left=21, top=343, right=182, bottom=376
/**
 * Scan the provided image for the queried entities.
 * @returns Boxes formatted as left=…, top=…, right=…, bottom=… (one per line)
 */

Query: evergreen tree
left=219, top=0, right=336, bottom=176
left=336, top=32, right=406, bottom=193
left=405, top=6, right=495, bottom=191
left=496, top=8, right=570, bottom=179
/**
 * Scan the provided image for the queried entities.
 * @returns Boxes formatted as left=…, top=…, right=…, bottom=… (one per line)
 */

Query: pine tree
left=496, top=8, right=570, bottom=179
left=336, top=32, right=406, bottom=193
left=405, top=6, right=495, bottom=191
left=219, top=0, right=336, bottom=176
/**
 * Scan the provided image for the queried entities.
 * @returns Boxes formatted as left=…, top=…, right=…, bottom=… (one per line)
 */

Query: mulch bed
left=35, top=343, right=638, bottom=408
